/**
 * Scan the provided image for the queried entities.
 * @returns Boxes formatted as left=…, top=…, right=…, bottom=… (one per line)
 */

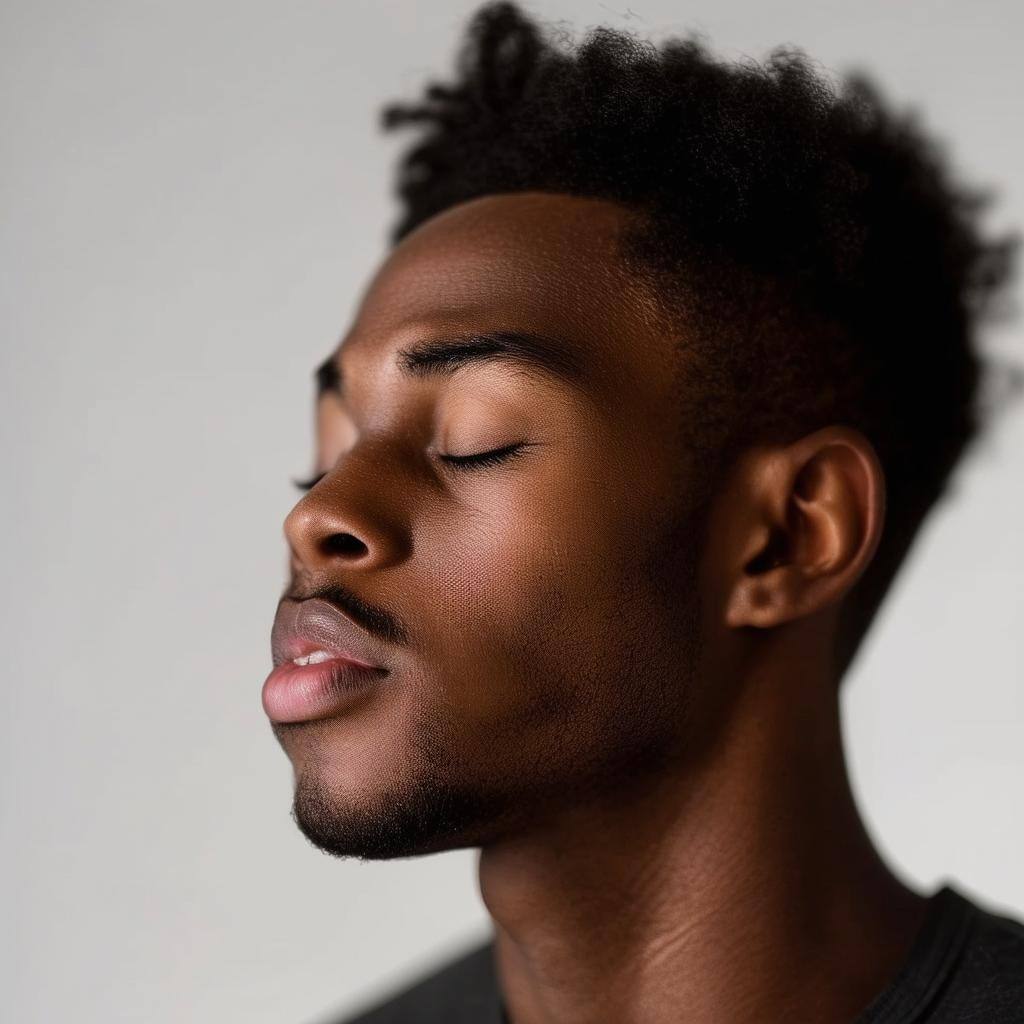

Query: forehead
left=336, top=192, right=680, bottom=405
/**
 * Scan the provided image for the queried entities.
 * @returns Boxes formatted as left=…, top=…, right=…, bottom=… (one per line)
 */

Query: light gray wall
left=2, top=2, right=1022, bottom=1022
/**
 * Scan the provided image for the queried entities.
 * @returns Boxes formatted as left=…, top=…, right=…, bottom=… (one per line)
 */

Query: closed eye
left=291, top=441, right=531, bottom=491
left=439, top=441, right=530, bottom=472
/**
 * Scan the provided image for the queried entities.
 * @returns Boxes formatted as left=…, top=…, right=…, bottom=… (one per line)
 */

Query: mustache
left=279, top=577, right=409, bottom=647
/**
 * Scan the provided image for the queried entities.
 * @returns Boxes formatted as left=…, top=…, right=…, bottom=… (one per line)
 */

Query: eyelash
left=442, top=441, right=528, bottom=472
left=292, top=442, right=528, bottom=492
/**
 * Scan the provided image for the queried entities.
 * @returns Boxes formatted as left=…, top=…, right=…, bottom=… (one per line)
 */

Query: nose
left=283, top=449, right=409, bottom=574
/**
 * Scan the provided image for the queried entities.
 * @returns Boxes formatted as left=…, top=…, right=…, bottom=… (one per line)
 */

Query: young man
left=261, top=3, right=1024, bottom=1021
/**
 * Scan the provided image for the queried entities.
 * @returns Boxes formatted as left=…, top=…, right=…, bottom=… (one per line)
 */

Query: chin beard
left=289, top=719, right=684, bottom=861
left=287, top=709, right=525, bottom=859
left=289, top=762, right=517, bottom=860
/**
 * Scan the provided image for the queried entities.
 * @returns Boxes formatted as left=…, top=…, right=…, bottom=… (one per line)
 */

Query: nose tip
left=283, top=433, right=414, bottom=573
left=284, top=500, right=367, bottom=569
left=283, top=483, right=407, bottom=574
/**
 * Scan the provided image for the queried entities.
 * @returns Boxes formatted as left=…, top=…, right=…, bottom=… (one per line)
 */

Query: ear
left=723, top=426, right=886, bottom=630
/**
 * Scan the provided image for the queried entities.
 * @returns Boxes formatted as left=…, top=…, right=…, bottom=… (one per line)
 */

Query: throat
left=477, top=683, right=926, bottom=1024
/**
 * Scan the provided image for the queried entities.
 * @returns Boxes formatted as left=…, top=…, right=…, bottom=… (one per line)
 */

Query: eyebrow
left=313, top=330, right=589, bottom=400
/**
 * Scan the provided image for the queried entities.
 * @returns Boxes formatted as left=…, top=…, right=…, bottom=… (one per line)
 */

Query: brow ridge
left=314, top=329, right=588, bottom=399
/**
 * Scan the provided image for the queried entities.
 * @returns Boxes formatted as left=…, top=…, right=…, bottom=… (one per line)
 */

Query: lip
left=264, top=597, right=391, bottom=723
left=271, top=597, right=391, bottom=670
left=262, top=656, right=386, bottom=723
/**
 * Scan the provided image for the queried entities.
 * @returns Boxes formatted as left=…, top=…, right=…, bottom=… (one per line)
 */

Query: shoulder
left=331, top=939, right=500, bottom=1024
left=935, top=887, right=1024, bottom=1022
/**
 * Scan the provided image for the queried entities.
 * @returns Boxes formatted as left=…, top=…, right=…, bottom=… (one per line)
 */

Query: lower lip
left=261, top=658, right=387, bottom=723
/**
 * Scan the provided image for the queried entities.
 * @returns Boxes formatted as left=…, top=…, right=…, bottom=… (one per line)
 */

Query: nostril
left=322, top=533, right=368, bottom=558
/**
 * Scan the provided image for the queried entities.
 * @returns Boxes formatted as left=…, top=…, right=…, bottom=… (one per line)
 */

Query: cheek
left=411, top=458, right=651, bottom=731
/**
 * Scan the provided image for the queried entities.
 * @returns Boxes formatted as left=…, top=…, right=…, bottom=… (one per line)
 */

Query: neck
left=477, top=640, right=928, bottom=1024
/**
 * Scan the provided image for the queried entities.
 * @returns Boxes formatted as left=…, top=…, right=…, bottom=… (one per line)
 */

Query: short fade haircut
left=379, top=0, right=1020, bottom=680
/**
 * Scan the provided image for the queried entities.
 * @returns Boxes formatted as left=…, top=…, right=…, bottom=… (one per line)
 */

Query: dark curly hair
left=379, top=1, right=1020, bottom=680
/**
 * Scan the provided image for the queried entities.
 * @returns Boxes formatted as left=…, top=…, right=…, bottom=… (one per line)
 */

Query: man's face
left=268, top=192, right=716, bottom=859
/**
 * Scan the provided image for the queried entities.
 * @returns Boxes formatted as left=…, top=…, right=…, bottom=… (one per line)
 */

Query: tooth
left=293, top=650, right=332, bottom=666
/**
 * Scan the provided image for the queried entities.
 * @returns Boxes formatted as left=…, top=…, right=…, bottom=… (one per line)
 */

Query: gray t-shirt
left=335, top=883, right=1024, bottom=1023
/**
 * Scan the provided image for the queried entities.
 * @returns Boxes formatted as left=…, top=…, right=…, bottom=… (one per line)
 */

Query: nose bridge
left=283, top=435, right=411, bottom=572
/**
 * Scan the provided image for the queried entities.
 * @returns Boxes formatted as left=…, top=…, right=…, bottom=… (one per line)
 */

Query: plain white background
left=1, top=1, right=1022, bottom=1021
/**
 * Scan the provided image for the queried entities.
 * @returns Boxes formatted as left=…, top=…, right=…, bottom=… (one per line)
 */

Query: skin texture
left=273, top=192, right=929, bottom=1023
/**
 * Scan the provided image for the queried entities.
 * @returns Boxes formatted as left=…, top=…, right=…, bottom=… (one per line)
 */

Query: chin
left=289, top=758, right=521, bottom=860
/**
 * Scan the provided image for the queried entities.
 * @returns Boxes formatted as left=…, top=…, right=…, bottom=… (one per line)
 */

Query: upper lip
left=271, top=597, right=391, bottom=671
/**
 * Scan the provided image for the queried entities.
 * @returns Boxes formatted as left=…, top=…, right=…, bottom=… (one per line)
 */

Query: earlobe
left=724, top=559, right=804, bottom=629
